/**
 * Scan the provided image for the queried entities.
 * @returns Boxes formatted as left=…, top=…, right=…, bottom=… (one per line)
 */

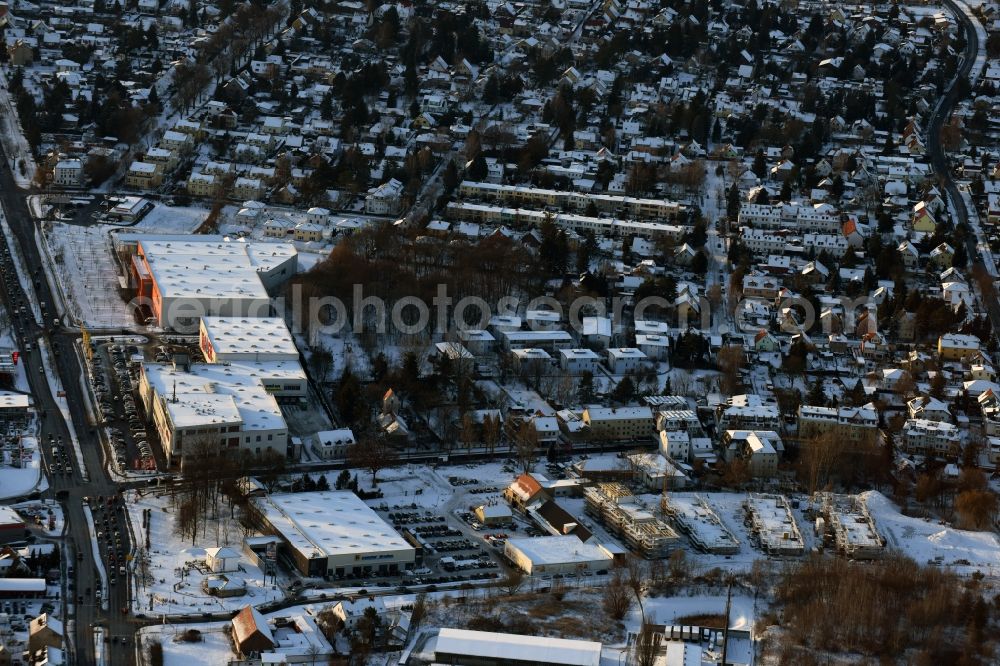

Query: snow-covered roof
left=200, top=316, right=298, bottom=361
left=435, top=627, right=601, bottom=666
left=257, top=491, right=413, bottom=562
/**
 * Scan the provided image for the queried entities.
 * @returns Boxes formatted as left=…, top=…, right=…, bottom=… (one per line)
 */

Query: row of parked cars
left=96, top=344, right=155, bottom=469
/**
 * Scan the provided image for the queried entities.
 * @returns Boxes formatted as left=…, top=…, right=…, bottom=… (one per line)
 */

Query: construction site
left=582, top=482, right=680, bottom=559
left=743, top=493, right=805, bottom=557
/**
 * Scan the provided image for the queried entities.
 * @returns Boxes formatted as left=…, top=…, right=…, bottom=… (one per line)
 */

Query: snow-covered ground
left=139, top=623, right=236, bottom=666
left=863, top=491, right=1000, bottom=575
left=369, top=463, right=472, bottom=510
left=140, top=598, right=337, bottom=666
left=132, top=204, right=209, bottom=233
left=44, top=224, right=133, bottom=328
left=0, top=442, right=43, bottom=499
left=127, top=490, right=286, bottom=616
left=632, top=592, right=756, bottom=631
left=295, top=250, right=328, bottom=272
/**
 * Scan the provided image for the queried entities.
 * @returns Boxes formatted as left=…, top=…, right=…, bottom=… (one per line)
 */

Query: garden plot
left=126, top=489, right=286, bottom=616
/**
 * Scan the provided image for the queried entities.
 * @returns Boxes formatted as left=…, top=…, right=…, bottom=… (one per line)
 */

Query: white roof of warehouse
left=137, top=237, right=296, bottom=301
left=435, top=628, right=601, bottom=666
left=259, top=491, right=412, bottom=561
left=200, top=316, right=298, bottom=359
left=142, top=362, right=292, bottom=431
left=506, top=536, right=611, bottom=566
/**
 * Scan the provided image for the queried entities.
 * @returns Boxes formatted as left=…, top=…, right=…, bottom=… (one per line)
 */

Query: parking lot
left=379, top=505, right=502, bottom=588
left=89, top=337, right=206, bottom=473
left=90, top=341, right=155, bottom=473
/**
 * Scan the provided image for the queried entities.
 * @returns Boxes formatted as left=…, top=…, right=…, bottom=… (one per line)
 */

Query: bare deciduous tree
left=513, top=419, right=539, bottom=474
left=633, top=622, right=662, bottom=666
left=956, top=489, right=999, bottom=529
left=625, top=556, right=648, bottom=622
left=603, top=572, right=633, bottom=621
left=348, top=436, right=398, bottom=486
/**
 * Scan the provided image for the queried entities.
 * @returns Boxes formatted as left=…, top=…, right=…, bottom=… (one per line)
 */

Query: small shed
left=474, top=503, right=513, bottom=526
left=205, top=546, right=242, bottom=573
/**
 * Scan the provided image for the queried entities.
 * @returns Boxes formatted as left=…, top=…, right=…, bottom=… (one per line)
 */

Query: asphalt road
left=0, top=149, right=137, bottom=663
left=927, top=0, right=1000, bottom=331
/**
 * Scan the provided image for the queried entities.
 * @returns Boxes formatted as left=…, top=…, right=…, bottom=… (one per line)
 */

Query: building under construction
left=817, top=493, right=886, bottom=560
left=743, top=493, right=804, bottom=556
left=661, top=494, right=740, bottom=555
left=582, top=482, right=679, bottom=559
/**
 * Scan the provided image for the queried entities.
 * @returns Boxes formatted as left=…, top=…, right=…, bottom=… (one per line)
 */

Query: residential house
left=231, top=606, right=275, bottom=658
left=582, top=406, right=654, bottom=441
left=365, top=178, right=404, bottom=215
left=605, top=347, right=649, bottom=374
left=125, top=161, right=162, bottom=189
left=722, top=430, right=781, bottom=477
left=901, top=418, right=960, bottom=456
left=53, top=160, right=82, bottom=187
left=938, top=333, right=980, bottom=361
left=907, top=396, right=952, bottom=423
left=559, top=348, right=600, bottom=375
left=797, top=404, right=879, bottom=445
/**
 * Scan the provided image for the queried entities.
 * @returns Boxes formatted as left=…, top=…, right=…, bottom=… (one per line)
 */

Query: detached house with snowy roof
left=365, top=178, right=404, bottom=215
left=938, top=333, right=980, bottom=361
left=232, top=606, right=275, bottom=658
left=929, top=243, right=954, bottom=269
left=912, top=200, right=936, bottom=232
left=504, top=473, right=549, bottom=510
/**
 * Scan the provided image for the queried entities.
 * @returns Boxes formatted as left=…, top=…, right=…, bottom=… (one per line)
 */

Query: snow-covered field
left=140, top=600, right=340, bottom=665
left=45, top=224, right=132, bottom=328
left=0, top=445, right=42, bottom=499
left=863, top=491, right=1000, bottom=574
left=635, top=592, right=756, bottom=631
left=369, top=463, right=470, bottom=511
left=133, top=204, right=208, bottom=234
left=127, top=490, right=286, bottom=616
left=140, top=623, right=235, bottom=666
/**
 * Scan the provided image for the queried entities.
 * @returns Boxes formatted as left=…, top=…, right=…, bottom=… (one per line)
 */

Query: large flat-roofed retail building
left=199, top=316, right=300, bottom=363
left=256, top=491, right=415, bottom=578
left=120, top=235, right=297, bottom=330
left=139, top=361, right=295, bottom=463
left=503, top=536, right=613, bottom=575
